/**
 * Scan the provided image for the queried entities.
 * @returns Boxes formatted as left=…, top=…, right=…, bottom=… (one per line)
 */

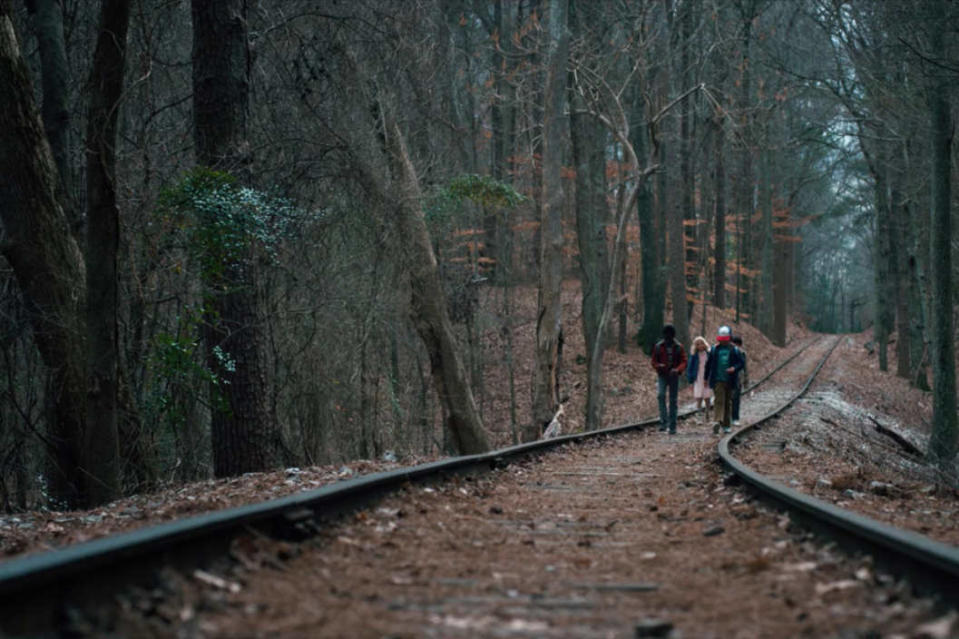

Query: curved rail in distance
left=718, top=336, right=959, bottom=602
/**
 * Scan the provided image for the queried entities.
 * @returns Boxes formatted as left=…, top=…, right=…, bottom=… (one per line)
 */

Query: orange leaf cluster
left=774, top=234, right=803, bottom=243
left=452, top=228, right=485, bottom=238
left=513, top=221, right=540, bottom=232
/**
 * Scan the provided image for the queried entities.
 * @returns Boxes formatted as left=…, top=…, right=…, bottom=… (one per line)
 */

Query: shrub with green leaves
left=424, top=174, right=525, bottom=228
left=158, top=168, right=299, bottom=285
left=147, top=169, right=305, bottom=440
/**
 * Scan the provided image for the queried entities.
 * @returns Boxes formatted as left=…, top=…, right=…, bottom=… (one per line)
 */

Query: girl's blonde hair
left=692, top=336, right=710, bottom=352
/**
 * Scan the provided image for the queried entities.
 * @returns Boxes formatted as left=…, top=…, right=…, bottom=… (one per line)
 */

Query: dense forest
left=0, top=0, right=956, bottom=511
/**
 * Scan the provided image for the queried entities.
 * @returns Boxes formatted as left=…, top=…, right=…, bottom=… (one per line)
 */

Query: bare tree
left=320, top=15, right=493, bottom=455
left=83, top=0, right=132, bottom=504
left=569, top=0, right=610, bottom=431
left=382, top=115, right=491, bottom=454
left=0, top=1, right=87, bottom=506
left=663, top=0, right=690, bottom=350
left=925, top=0, right=956, bottom=466
left=530, top=0, right=569, bottom=439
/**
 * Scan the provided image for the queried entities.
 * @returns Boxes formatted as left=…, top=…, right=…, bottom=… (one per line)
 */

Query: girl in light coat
left=686, top=336, right=713, bottom=424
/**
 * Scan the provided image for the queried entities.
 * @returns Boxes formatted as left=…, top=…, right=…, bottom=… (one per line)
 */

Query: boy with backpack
left=704, top=325, right=744, bottom=434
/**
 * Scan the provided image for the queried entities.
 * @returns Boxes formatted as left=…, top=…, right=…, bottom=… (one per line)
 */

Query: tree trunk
left=679, top=0, right=698, bottom=316
left=441, top=4, right=471, bottom=175
left=382, top=118, right=491, bottom=454
left=662, top=0, right=689, bottom=349
left=203, top=275, right=280, bottom=475
left=570, top=104, right=610, bottom=431
left=903, top=159, right=930, bottom=390
left=633, top=90, right=663, bottom=353
left=488, top=0, right=516, bottom=283
left=888, top=138, right=923, bottom=386
left=0, top=5, right=87, bottom=507
left=713, top=114, right=727, bottom=308
left=25, top=0, right=76, bottom=225
left=890, top=167, right=912, bottom=380
left=926, top=1, right=957, bottom=465
left=530, top=0, right=568, bottom=439
left=758, top=148, right=774, bottom=338
left=192, top=0, right=252, bottom=177
left=666, top=164, right=689, bottom=349
left=870, top=148, right=895, bottom=371
left=503, top=284, right=519, bottom=444
left=617, top=182, right=629, bottom=354
left=83, top=0, right=131, bottom=505
left=772, top=234, right=788, bottom=346
left=735, top=4, right=755, bottom=323
left=192, top=0, right=279, bottom=476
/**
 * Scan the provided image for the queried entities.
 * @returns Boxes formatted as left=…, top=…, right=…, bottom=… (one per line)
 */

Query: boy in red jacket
left=650, top=324, right=687, bottom=434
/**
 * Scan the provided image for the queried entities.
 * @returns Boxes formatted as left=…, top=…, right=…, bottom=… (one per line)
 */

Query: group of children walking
left=650, top=324, right=747, bottom=435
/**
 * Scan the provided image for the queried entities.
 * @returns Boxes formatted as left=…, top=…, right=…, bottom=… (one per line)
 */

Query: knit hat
left=717, top=325, right=732, bottom=342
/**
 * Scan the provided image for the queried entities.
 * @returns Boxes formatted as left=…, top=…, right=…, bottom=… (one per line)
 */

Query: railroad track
left=0, top=334, right=955, bottom=636
left=719, top=336, right=959, bottom=601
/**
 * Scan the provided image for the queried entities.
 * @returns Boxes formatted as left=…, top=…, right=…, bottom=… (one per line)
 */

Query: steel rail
left=718, top=336, right=959, bottom=602
left=0, top=335, right=818, bottom=637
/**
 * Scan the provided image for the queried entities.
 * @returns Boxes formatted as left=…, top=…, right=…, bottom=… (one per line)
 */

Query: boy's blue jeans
left=657, top=375, right=679, bottom=432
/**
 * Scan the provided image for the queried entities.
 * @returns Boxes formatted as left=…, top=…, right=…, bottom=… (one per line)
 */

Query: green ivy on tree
left=149, top=169, right=304, bottom=425
left=158, top=167, right=299, bottom=285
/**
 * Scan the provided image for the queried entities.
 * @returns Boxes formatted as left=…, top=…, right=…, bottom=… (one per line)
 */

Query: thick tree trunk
left=192, top=0, right=279, bottom=476
left=927, top=3, right=957, bottom=465
left=530, top=0, right=568, bottom=439
left=0, top=6, right=87, bottom=507
left=83, top=0, right=131, bottom=505
left=192, top=0, right=252, bottom=177
left=203, top=275, right=280, bottom=475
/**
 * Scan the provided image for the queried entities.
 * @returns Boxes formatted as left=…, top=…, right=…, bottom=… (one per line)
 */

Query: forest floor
left=0, top=280, right=956, bottom=577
